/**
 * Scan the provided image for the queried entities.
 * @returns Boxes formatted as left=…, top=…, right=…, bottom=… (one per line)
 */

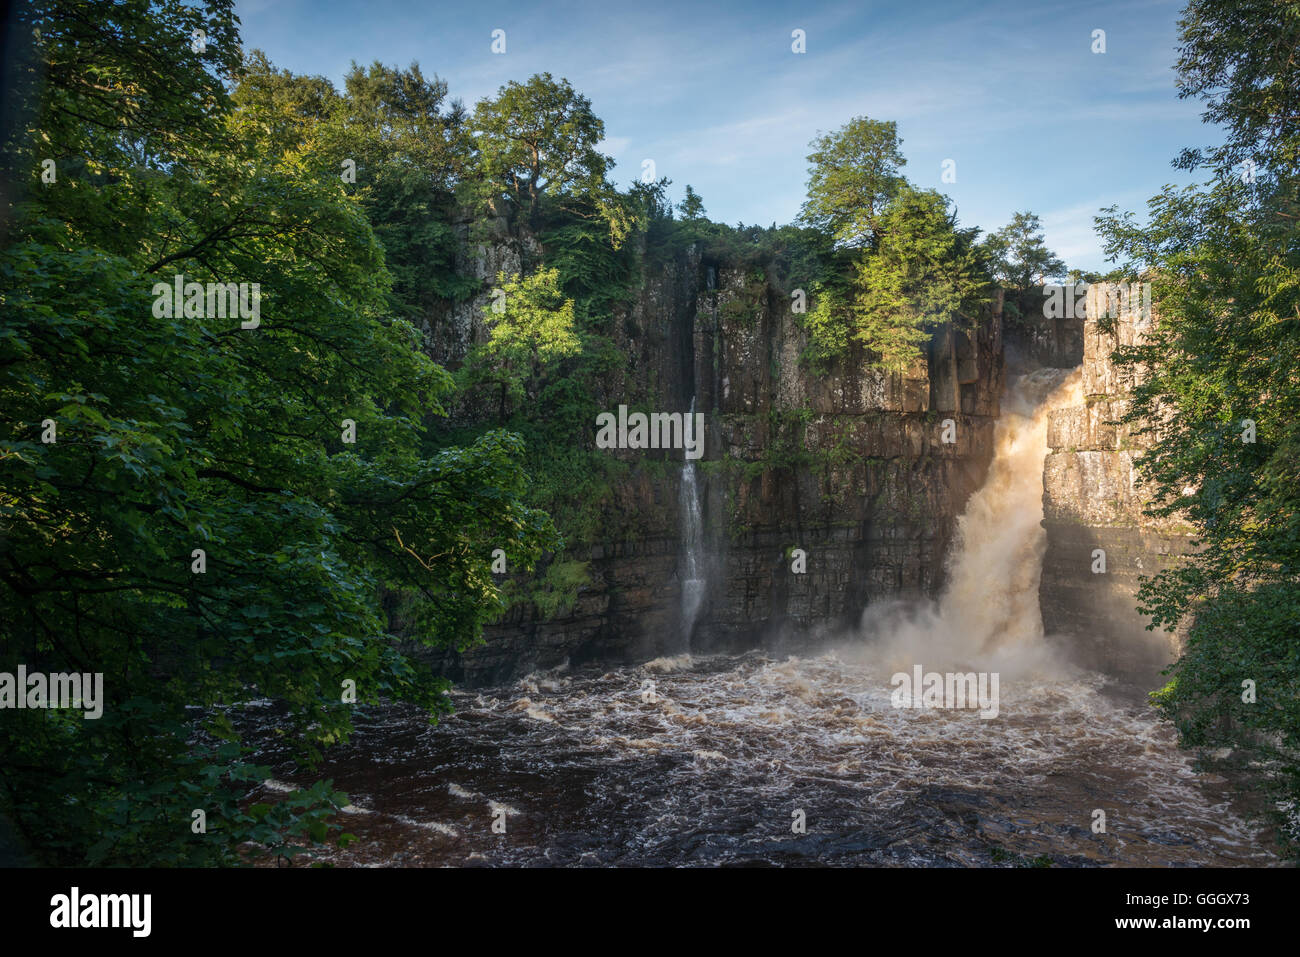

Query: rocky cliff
left=1002, top=286, right=1086, bottom=370
left=421, top=233, right=1009, bottom=683
left=1039, top=284, right=1193, bottom=680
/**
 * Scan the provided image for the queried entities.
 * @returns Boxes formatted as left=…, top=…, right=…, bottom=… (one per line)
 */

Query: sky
left=231, top=0, right=1215, bottom=273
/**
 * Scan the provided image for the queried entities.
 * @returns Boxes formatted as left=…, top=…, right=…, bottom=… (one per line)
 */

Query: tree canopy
left=470, top=73, right=611, bottom=228
left=794, top=119, right=994, bottom=370
left=798, top=116, right=907, bottom=249
left=1096, top=0, right=1300, bottom=861
left=852, top=186, right=988, bottom=370
left=1, top=0, right=554, bottom=865
left=982, top=211, right=1066, bottom=291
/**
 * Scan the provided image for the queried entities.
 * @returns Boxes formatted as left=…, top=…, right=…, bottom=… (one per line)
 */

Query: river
left=249, top=369, right=1276, bottom=866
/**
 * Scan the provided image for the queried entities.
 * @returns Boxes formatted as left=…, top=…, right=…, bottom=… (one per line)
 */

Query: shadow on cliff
left=1039, top=521, right=1183, bottom=698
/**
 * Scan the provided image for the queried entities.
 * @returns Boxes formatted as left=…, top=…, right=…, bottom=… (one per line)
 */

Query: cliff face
left=1039, top=284, right=1193, bottom=679
left=1002, top=286, right=1085, bottom=370
left=698, top=261, right=1003, bottom=649
left=422, top=236, right=1008, bottom=683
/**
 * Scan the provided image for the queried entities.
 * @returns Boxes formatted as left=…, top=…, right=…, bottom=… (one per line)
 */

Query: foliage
left=1095, top=0, right=1300, bottom=860
left=540, top=218, right=636, bottom=319
left=980, top=211, right=1066, bottom=326
left=981, top=211, right=1066, bottom=290
left=505, top=559, right=592, bottom=619
left=459, top=268, right=581, bottom=423
left=677, top=185, right=706, bottom=221
left=852, top=186, right=988, bottom=369
left=469, top=73, right=611, bottom=229
left=0, top=0, right=554, bottom=865
left=231, top=53, right=478, bottom=319
left=786, top=117, right=993, bottom=369
left=1172, top=0, right=1300, bottom=179
left=798, top=116, right=906, bottom=249
left=798, top=186, right=989, bottom=370
left=799, top=280, right=854, bottom=369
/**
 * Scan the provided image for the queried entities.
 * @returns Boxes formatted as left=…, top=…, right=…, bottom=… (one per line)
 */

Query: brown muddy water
left=247, top=650, right=1274, bottom=867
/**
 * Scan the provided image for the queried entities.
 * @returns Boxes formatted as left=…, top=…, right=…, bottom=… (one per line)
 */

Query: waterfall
left=679, top=397, right=705, bottom=649
left=860, top=367, right=1082, bottom=675
left=939, top=368, right=1082, bottom=653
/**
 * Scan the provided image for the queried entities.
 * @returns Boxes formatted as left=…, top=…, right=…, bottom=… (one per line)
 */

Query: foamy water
left=249, top=650, right=1273, bottom=866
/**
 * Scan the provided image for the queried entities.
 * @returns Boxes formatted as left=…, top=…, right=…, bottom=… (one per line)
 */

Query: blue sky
left=232, top=0, right=1213, bottom=272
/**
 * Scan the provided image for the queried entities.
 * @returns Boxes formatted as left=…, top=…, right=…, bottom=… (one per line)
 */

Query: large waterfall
left=861, top=367, right=1082, bottom=676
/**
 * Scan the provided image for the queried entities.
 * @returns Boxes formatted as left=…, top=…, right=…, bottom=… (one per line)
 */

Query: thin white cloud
left=596, top=135, right=631, bottom=158
left=1037, top=193, right=1149, bottom=269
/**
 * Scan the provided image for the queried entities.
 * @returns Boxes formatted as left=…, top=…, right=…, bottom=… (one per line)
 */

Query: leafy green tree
left=4, top=0, right=241, bottom=254
left=1095, top=0, right=1300, bottom=860
left=231, top=54, right=476, bottom=319
left=677, top=185, right=706, bottom=221
left=800, top=280, right=855, bottom=369
left=1, top=0, right=555, bottom=865
left=982, top=211, right=1066, bottom=291
left=228, top=50, right=340, bottom=158
left=625, top=176, right=675, bottom=226
left=459, top=268, right=581, bottom=423
left=981, top=211, right=1066, bottom=326
left=469, top=73, right=610, bottom=228
left=851, top=186, right=988, bottom=369
left=330, top=60, right=475, bottom=313
left=798, top=116, right=906, bottom=248
left=794, top=126, right=988, bottom=371
left=1172, top=0, right=1300, bottom=178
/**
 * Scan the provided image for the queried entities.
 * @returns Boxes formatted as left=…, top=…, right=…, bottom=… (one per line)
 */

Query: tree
left=1095, top=0, right=1300, bottom=861
left=852, top=186, right=988, bottom=369
left=982, top=211, right=1066, bottom=291
left=231, top=55, right=476, bottom=318
left=228, top=50, right=340, bottom=158
left=626, top=176, right=673, bottom=223
left=677, top=185, right=706, bottom=220
left=981, top=211, right=1066, bottom=326
left=470, top=73, right=610, bottom=227
left=1172, top=0, right=1300, bottom=178
left=798, top=116, right=906, bottom=248
left=460, top=269, right=581, bottom=423
left=0, top=0, right=555, bottom=865
left=4, top=0, right=242, bottom=255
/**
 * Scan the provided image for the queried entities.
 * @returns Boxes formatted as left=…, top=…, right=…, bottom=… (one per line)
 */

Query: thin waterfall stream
left=679, top=397, right=705, bottom=650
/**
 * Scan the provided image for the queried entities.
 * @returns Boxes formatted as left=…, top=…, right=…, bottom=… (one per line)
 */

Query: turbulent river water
left=251, top=370, right=1276, bottom=866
